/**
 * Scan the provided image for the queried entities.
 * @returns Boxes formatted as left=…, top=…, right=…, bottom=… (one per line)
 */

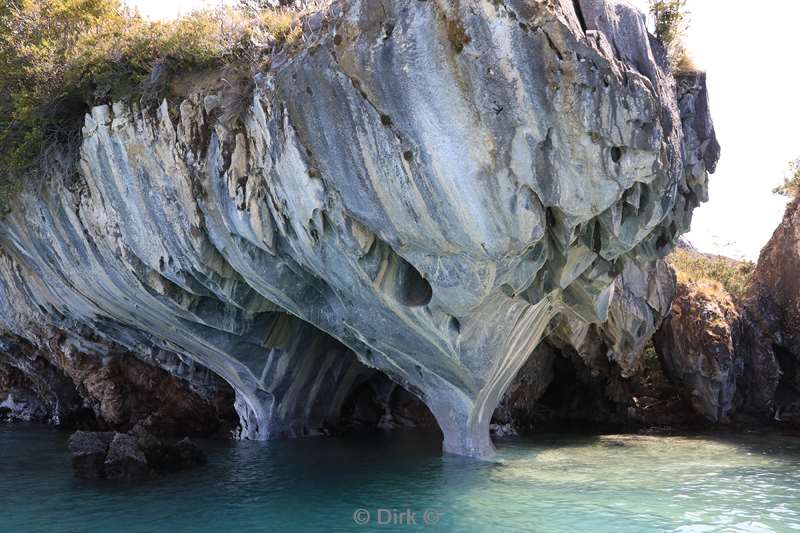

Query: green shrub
left=0, top=0, right=300, bottom=214
left=772, top=158, right=800, bottom=198
left=668, top=248, right=755, bottom=300
left=649, top=0, right=694, bottom=72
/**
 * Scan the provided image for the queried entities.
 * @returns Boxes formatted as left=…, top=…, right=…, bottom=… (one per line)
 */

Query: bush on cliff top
left=0, top=0, right=300, bottom=214
left=649, top=0, right=696, bottom=73
left=668, top=247, right=755, bottom=301
left=773, top=158, right=800, bottom=198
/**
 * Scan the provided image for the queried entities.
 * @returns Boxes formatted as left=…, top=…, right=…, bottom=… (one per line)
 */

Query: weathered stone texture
left=0, top=0, right=717, bottom=457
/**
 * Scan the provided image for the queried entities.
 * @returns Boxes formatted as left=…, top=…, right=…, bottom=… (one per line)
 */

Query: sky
left=630, top=0, right=800, bottom=261
left=126, top=0, right=800, bottom=261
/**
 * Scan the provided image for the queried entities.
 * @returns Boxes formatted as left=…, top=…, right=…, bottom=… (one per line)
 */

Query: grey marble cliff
left=0, top=0, right=718, bottom=457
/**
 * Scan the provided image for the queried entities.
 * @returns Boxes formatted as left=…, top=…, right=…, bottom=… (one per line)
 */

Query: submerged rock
left=104, top=433, right=150, bottom=481
left=0, top=0, right=717, bottom=457
left=68, top=431, right=114, bottom=480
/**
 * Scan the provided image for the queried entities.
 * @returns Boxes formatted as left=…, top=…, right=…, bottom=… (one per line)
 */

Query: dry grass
left=668, top=247, right=755, bottom=301
left=672, top=52, right=700, bottom=74
left=259, top=9, right=302, bottom=44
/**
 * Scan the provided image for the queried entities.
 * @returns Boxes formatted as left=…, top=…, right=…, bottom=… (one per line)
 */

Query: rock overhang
left=0, top=0, right=718, bottom=458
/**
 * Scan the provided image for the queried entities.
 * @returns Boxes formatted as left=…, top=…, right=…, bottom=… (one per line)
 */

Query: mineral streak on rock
left=0, top=0, right=717, bottom=457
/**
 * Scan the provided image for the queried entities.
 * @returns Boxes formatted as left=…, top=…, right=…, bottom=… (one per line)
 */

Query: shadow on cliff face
left=492, top=340, right=702, bottom=435
left=335, top=372, right=441, bottom=438
left=773, top=343, right=800, bottom=423
left=0, top=333, right=238, bottom=438
left=492, top=348, right=629, bottom=434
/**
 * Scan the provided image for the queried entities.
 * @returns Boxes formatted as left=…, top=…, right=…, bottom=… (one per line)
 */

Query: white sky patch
left=630, top=0, right=800, bottom=261
left=127, top=0, right=800, bottom=260
left=124, top=0, right=231, bottom=19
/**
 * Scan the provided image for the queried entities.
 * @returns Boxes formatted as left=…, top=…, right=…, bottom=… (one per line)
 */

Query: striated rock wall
left=0, top=0, right=717, bottom=457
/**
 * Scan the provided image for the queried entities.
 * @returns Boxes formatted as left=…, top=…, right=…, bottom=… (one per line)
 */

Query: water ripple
left=2, top=425, right=800, bottom=532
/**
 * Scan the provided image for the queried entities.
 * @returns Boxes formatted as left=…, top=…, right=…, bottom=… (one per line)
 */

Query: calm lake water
left=1, top=424, right=799, bottom=532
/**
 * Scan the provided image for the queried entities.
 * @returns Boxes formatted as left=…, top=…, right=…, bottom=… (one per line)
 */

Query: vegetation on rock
left=667, top=247, right=755, bottom=301
left=0, top=0, right=300, bottom=213
left=772, top=157, right=800, bottom=198
left=649, top=0, right=695, bottom=72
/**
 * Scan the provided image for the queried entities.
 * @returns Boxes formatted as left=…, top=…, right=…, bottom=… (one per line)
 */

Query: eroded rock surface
left=653, top=277, right=739, bottom=422
left=0, top=331, right=237, bottom=435
left=742, top=197, right=800, bottom=424
left=68, top=430, right=207, bottom=480
left=0, top=0, right=717, bottom=457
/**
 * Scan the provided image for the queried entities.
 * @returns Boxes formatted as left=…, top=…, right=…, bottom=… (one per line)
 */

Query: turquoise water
left=1, top=425, right=800, bottom=532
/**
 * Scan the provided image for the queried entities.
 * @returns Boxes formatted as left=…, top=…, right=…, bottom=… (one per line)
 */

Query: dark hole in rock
left=592, top=220, right=603, bottom=254
left=611, top=146, right=623, bottom=163
left=392, top=257, right=432, bottom=307
left=403, top=150, right=413, bottom=162
left=655, top=231, right=670, bottom=250
left=775, top=344, right=798, bottom=387
left=364, top=238, right=432, bottom=307
left=333, top=34, right=342, bottom=46
left=380, top=114, right=392, bottom=126
left=449, top=316, right=461, bottom=336
left=336, top=372, right=440, bottom=435
left=529, top=355, right=615, bottom=430
left=774, top=343, right=800, bottom=421
left=493, top=348, right=626, bottom=434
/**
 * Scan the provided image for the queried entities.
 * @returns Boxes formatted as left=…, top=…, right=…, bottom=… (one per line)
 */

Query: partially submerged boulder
left=68, top=430, right=207, bottom=481
left=68, top=431, right=114, bottom=480
left=103, top=433, right=150, bottom=481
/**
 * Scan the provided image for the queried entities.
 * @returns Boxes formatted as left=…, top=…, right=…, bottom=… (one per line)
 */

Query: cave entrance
left=529, top=354, right=620, bottom=432
left=336, top=371, right=441, bottom=437
left=773, top=343, right=800, bottom=421
left=492, top=343, right=625, bottom=434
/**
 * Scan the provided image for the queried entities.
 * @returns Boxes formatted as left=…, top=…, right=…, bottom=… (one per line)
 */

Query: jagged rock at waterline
left=0, top=0, right=717, bottom=457
left=68, top=430, right=207, bottom=480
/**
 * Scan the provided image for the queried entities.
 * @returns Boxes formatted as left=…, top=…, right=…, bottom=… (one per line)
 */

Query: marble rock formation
left=0, top=0, right=717, bottom=457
